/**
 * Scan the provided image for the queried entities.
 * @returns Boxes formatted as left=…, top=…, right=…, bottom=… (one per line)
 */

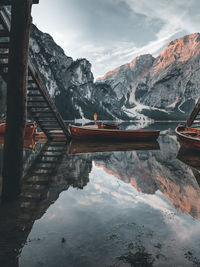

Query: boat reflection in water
left=177, top=145, right=200, bottom=186
left=68, top=139, right=160, bottom=154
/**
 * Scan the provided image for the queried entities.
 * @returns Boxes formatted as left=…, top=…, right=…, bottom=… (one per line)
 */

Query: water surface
left=1, top=122, right=200, bottom=266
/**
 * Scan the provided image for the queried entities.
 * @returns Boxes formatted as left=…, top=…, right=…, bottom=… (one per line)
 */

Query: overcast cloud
left=32, top=0, right=200, bottom=78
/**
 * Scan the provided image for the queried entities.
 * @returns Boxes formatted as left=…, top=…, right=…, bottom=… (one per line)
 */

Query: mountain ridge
left=1, top=26, right=200, bottom=122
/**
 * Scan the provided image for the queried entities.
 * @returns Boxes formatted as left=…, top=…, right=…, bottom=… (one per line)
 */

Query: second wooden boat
left=0, top=121, right=36, bottom=138
left=175, top=125, right=200, bottom=150
left=69, top=125, right=160, bottom=141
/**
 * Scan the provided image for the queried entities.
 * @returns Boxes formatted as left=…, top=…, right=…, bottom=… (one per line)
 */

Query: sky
left=32, top=0, right=200, bottom=78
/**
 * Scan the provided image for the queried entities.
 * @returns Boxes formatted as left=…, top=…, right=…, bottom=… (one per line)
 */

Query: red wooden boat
left=69, top=125, right=160, bottom=141
left=0, top=121, right=36, bottom=138
left=175, top=125, right=200, bottom=150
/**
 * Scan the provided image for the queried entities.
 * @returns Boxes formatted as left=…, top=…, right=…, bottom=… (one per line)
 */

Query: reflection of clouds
left=42, top=164, right=200, bottom=240
left=93, top=184, right=109, bottom=194
left=46, top=214, right=56, bottom=221
left=76, top=196, right=102, bottom=206
left=24, top=162, right=200, bottom=267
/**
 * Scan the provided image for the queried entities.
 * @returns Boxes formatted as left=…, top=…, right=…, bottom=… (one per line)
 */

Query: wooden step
left=0, top=41, right=9, bottom=48
left=27, top=94, right=42, bottom=97
left=27, top=86, right=40, bottom=90
left=29, top=106, right=49, bottom=110
left=31, top=110, right=52, bottom=113
left=0, top=62, right=8, bottom=68
left=0, top=53, right=8, bottom=58
left=21, top=192, right=43, bottom=199
left=28, top=100, right=46, bottom=103
left=0, top=30, right=9, bottom=37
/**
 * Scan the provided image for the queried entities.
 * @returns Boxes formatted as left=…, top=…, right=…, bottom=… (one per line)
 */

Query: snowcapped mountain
left=97, top=33, right=200, bottom=121
left=29, top=25, right=200, bottom=121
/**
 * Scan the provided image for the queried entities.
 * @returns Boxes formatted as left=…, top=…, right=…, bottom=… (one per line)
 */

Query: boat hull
left=69, top=125, right=160, bottom=141
left=175, top=125, right=200, bottom=150
left=0, top=121, right=36, bottom=138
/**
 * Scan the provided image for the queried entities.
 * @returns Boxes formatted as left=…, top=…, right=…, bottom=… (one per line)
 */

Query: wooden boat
left=0, top=121, right=36, bottom=138
left=68, top=140, right=160, bottom=154
left=175, top=125, right=200, bottom=150
left=69, top=125, right=160, bottom=141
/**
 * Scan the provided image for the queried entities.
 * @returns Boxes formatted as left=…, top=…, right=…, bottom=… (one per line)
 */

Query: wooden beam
left=186, top=98, right=200, bottom=126
left=0, top=0, right=39, bottom=5
left=2, top=0, right=33, bottom=202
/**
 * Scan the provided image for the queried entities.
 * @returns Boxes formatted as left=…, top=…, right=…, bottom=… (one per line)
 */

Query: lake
left=0, top=122, right=200, bottom=267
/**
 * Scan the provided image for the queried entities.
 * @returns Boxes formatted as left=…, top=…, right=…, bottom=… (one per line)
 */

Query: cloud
left=32, top=0, right=200, bottom=78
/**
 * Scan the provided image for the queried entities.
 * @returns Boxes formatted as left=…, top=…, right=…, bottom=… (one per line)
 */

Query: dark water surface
left=1, top=122, right=200, bottom=266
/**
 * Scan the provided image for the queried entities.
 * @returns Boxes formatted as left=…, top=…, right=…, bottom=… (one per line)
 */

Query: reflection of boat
left=68, top=140, right=160, bottom=154
left=175, top=125, right=200, bottom=150
left=177, top=146, right=200, bottom=187
left=0, top=136, right=35, bottom=150
left=0, top=121, right=36, bottom=138
left=177, top=146, right=200, bottom=170
left=69, top=125, right=160, bottom=141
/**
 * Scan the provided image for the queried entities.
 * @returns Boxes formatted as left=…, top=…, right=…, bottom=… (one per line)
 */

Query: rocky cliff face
left=30, top=25, right=130, bottom=121
left=97, top=33, right=200, bottom=121
left=1, top=23, right=199, bottom=121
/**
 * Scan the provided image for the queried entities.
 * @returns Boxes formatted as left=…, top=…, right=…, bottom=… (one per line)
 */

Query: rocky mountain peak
left=97, top=54, right=155, bottom=81
left=27, top=26, right=200, bottom=121
left=154, top=32, right=200, bottom=71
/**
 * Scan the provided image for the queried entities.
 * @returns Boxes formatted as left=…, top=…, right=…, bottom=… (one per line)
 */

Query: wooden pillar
left=2, top=0, right=33, bottom=202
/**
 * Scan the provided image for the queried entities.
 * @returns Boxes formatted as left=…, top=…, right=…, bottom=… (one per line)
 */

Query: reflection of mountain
left=95, top=151, right=157, bottom=194
left=93, top=134, right=200, bottom=218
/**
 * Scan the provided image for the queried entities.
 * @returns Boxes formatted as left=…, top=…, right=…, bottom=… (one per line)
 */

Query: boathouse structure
left=0, top=0, right=69, bottom=201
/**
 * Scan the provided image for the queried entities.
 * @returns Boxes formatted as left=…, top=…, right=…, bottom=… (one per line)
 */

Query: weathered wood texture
left=2, top=0, right=33, bottom=202
left=186, top=98, right=200, bottom=126
left=69, top=125, right=160, bottom=141
left=0, top=0, right=39, bottom=5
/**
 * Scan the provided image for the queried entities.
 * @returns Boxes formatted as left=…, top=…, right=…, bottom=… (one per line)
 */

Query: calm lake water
left=1, top=122, right=200, bottom=267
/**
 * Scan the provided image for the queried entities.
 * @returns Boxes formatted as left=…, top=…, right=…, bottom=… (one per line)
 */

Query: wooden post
left=2, top=0, right=33, bottom=202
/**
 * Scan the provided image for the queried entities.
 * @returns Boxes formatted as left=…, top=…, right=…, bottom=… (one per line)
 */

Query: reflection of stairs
left=21, top=141, right=66, bottom=210
left=0, top=7, right=70, bottom=140
left=0, top=140, right=67, bottom=267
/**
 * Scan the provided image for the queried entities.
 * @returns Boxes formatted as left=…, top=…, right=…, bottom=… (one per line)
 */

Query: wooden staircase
left=21, top=140, right=67, bottom=207
left=0, top=7, right=70, bottom=140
